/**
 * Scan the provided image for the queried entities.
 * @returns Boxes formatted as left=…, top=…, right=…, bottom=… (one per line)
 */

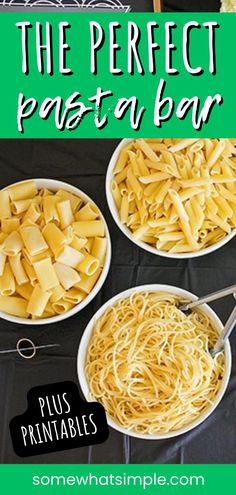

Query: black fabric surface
left=117, top=0, right=221, bottom=12
left=0, top=0, right=222, bottom=12
left=161, top=0, right=221, bottom=12
left=0, top=139, right=235, bottom=464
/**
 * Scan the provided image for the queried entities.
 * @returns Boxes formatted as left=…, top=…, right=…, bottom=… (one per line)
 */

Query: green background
left=0, top=13, right=235, bottom=137
left=0, top=464, right=235, bottom=494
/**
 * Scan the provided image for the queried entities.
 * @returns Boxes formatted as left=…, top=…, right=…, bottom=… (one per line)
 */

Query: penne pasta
left=168, top=190, right=189, bottom=223
left=110, top=139, right=236, bottom=253
left=214, top=196, right=233, bottom=220
left=207, top=212, right=231, bottom=234
left=132, top=224, right=150, bottom=241
left=217, top=184, right=236, bottom=204
left=206, top=139, right=225, bottom=168
left=111, top=180, right=122, bottom=209
left=139, top=172, right=170, bottom=184
left=119, top=194, right=129, bottom=224
left=180, top=176, right=236, bottom=188
left=155, top=179, right=172, bottom=204
left=127, top=167, right=143, bottom=200
left=169, top=138, right=199, bottom=153
left=185, top=201, right=197, bottom=238
left=113, top=146, right=131, bottom=174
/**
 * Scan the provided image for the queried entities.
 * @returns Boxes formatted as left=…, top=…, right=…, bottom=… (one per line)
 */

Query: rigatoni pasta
left=111, top=139, right=236, bottom=254
left=0, top=263, right=15, bottom=296
left=0, top=180, right=108, bottom=319
left=26, top=284, right=51, bottom=317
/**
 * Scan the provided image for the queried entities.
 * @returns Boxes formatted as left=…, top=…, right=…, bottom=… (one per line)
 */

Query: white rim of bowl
left=106, top=138, right=236, bottom=259
left=0, top=178, right=111, bottom=325
left=78, top=284, right=232, bottom=440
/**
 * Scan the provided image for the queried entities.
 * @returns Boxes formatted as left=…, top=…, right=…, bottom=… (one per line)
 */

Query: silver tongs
left=179, top=285, right=236, bottom=357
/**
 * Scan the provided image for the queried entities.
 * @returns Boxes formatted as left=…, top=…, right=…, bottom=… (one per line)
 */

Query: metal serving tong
left=179, top=285, right=236, bottom=357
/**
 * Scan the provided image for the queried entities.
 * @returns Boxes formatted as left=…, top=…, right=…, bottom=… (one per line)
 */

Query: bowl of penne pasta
left=0, top=179, right=111, bottom=324
left=106, top=138, right=236, bottom=258
left=78, top=284, right=231, bottom=439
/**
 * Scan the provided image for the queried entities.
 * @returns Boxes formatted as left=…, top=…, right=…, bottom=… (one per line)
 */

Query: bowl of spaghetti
left=106, top=138, right=236, bottom=259
left=78, top=285, right=231, bottom=439
left=0, top=179, right=111, bottom=325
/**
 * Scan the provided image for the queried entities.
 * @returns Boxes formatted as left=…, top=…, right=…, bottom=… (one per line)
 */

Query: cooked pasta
left=0, top=181, right=108, bottom=319
left=86, top=292, right=225, bottom=434
left=111, top=138, right=236, bottom=254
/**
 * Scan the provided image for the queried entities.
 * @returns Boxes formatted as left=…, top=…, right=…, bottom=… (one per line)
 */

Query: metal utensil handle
left=181, top=285, right=236, bottom=311
left=212, top=305, right=236, bottom=356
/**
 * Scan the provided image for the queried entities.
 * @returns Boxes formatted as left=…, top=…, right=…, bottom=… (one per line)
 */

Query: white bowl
left=106, top=139, right=236, bottom=259
left=78, top=284, right=231, bottom=440
left=0, top=179, right=111, bottom=325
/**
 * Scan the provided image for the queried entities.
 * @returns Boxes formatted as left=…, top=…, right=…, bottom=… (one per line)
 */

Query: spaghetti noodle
left=86, top=292, right=225, bottom=434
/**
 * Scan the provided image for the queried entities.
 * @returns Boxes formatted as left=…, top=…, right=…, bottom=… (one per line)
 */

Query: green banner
left=0, top=464, right=235, bottom=494
left=0, top=12, right=235, bottom=138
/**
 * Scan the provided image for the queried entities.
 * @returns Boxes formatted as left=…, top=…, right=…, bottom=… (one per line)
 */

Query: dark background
left=0, top=0, right=222, bottom=11
left=131, top=1, right=221, bottom=12
left=0, top=139, right=235, bottom=464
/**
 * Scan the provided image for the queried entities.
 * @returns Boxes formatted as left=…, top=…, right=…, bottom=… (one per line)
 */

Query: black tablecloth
left=129, top=1, right=220, bottom=12
left=162, top=1, right=221, bottom=12
left=0, top=139, right=235, bottom=464
left=0, top=0, right=222, bottom=12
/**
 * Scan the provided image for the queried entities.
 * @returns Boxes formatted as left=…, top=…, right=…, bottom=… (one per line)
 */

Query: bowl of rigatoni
left=0, top=179, right=111, bottom=324
left=106, top=138, right=236, bottom=259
